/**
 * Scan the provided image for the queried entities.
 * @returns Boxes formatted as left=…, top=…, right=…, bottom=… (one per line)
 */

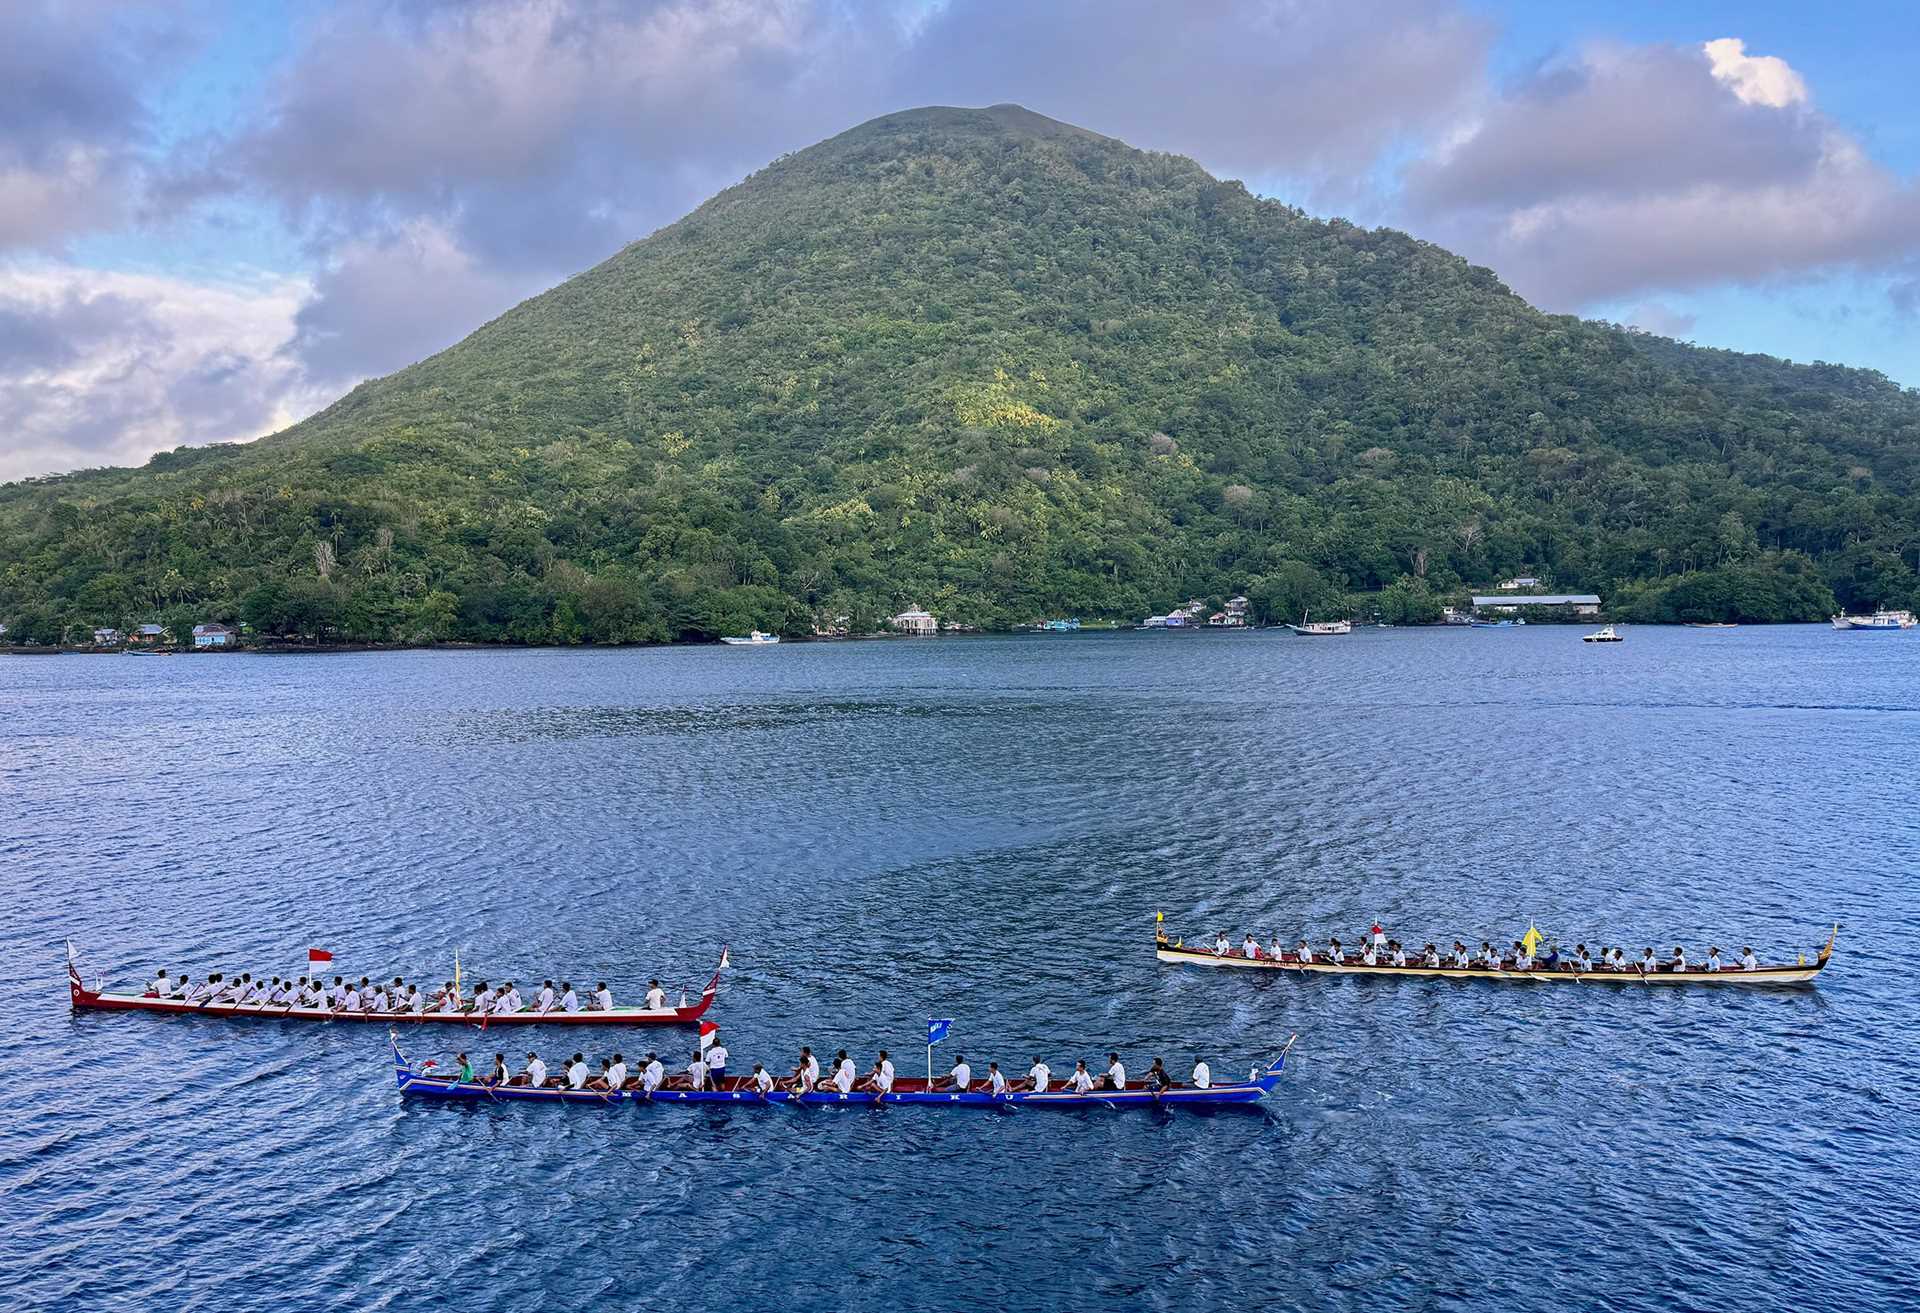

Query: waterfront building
left=890, top=608, right=938, bottom=635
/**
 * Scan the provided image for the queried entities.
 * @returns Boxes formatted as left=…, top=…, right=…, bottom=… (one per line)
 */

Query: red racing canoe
left=66, top=942, right=726, bottom=1025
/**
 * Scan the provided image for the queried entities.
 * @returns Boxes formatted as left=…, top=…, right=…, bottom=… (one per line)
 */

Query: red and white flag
left=308, top=948, right=333, bottom=964
left=698, top=1020, right=719, bottom=1053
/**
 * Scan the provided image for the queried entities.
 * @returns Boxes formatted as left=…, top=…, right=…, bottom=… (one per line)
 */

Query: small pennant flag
left=698, top=1020, right=719, bottom=1053
left=927, top=1018, right=953, bottom=1046
left=719, top=946, right=730, bottom=970
left=308, top=948, right=333, bottom=964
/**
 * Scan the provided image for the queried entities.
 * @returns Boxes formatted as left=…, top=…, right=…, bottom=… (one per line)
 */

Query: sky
left=2, top=0, right=1917, bottom=482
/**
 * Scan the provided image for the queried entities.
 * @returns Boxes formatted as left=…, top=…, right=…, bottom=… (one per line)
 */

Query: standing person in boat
left=1018, top=1056, right=1050, bottom=1094
left=946, top=1054, right=973, bottom=1093
left=1067, top=1060, right=1094, bottom=1094
left=591, top=982, right=613, bottom=1011
left=1191, top=1057, right=1211, bottom=1090
left=858, top=1050, right=896, bottom=1095
left=707, top=1037, right=729, bottom=1085
left=559, top=982, right=579, bottom=1012
left=1741, top=946, right=1759, bottom=971
left=1099, top=1053, right=1127, bottom=1091
left=788, top=1047, right=819, bottom=1093
left=644, top=979, right=667, bottom=1010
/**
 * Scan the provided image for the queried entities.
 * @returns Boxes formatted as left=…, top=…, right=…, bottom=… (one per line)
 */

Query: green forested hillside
left=4, top=104, right=1918, bottom=644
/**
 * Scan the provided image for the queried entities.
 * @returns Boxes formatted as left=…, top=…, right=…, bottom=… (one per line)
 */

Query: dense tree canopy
left=4, top=104, right=1917, bottom=644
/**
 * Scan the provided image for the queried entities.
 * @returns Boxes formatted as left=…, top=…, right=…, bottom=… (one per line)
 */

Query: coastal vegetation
left=4, top=104, right=1918, bottom=645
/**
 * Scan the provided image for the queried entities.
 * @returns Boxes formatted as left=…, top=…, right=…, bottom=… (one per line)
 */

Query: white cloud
left=1704, top=37, right=1808, bottom=109
left=0, top=263, right=325, bottom=481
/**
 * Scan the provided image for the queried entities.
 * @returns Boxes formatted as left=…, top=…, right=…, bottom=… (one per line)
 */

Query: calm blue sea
left=2, top=627, right=1916, bottom=1311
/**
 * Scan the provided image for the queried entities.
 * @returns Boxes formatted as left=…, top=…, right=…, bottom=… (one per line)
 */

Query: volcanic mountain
left=4, top=104, right=1917, bottom=643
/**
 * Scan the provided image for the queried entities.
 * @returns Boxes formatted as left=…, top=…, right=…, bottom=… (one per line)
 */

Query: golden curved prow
left=1818, top=923, right=1838, bottom=964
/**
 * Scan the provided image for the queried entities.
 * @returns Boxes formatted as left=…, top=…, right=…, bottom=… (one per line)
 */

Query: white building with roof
left=1471, top=594, right=1601, bottom=617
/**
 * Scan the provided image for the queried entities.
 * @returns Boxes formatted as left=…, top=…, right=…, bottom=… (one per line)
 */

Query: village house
left=890, top=607, right=938, bottom=636
left=92, top=627, right=123, bottom=647
left=192, top=623, right=237, bottom=648
left=1497, top=575, right=1542, bottom=590
left=1471, top=593, right=1602, bottom=617
left=128, top=624, right=167, bottom=646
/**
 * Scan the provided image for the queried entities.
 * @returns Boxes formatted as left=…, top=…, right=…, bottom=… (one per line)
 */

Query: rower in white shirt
left=1668, top=946, right=1687, bottom=973
left=591, top=982, right=613, bottom=1011
left=1740, top=946, right=1759, bottom=971
left=559, top=983, right=580, bottom=1012
left=686, top=1052, right=710, bottom=1091
left=985, top=1062, right=1007, bottom=1095
left=1067, top=1061, right=1094, bottom=1094
left=1361, top=943, right=1377, bottom=967
left=564, top=1054, right=589, bottom=1089
left=1638, top=948, right=1657, bottom=973
left=470, top=983, right=495, bottom=1014
left=1101, top=1053, right=1126, bottom=1091
left=517, top=1053, right=547, bottom=1088
left=1390, top=943, right=1408, bottom=967
left=828, top=1050, right=856, bottom=1093
left=1191, top=1058, right=1211, bottom=1090
left=408, top=986, right=425, bottom=1014
left=1327, top=939, right=1346, bottom=964
left=146, top=969, right=170, bottom=997
left=339, top=986, right=362, bottom=1012
left=1269, top=935, right=1285, bottom=962
left=369, top=987, right=390, bottom=1012
left=436, top=983, right=461, bottom=1013
left=858, top=1051, right=892, bottom=1093
left=536, top=981, right=556, bottom=1014
left=1241, top=934, right=1261, bottom=959
left=493, top=986, right=521, bottom=1015
left=601, top=1056, right=628, bottom=1092
left=947, top=1056, right=972, bottom=1092
left=750, top=1064, right=775, bottom=1095
left=267, top=980, right=290, bottom=1005
left=1213, top=932, right=1230, bottom=956
left=1023, top=1058, right=1050, bottom=1094
left=1704, top=947, right=1723, bottom=972
left=788, top=1047, right=820, bottom=1092
left=644, top=979, right=667, bottom=1010
left=640, top=1053, right=665, bottom=1093
left=1296, top=939, right=1313, bottom=965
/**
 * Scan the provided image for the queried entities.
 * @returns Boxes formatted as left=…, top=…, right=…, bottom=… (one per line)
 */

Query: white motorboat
left=1583, top=626, right=1622, bottom=643
left=719, top=631, right=781, bottom=645
left=1286, top=611, right=1351, bottom=636
left=1831, top=609, right=1916, bottom=631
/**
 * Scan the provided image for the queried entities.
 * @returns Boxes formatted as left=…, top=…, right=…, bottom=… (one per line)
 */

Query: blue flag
left=926, top=1018, right=952, bottom=1046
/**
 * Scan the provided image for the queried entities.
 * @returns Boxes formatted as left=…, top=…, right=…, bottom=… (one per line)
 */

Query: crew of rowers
left=1207, top=930, right=1764, bottom=973
left=139, top=971, right=687, bottom=1013
left=432, top=1045, right=1220, bottom=1097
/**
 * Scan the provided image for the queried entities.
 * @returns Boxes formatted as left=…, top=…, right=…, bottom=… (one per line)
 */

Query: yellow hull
left=1156, top=932, right=1834, bottom=987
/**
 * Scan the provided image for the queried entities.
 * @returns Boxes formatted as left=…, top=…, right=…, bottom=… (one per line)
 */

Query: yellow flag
left=1521, top=923, right=1543, bottom=956
left=453, top=950, right=462, bottom=996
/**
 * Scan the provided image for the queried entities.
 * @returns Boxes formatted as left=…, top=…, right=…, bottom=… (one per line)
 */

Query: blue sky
left=2, top=0, right=1915, bottom=479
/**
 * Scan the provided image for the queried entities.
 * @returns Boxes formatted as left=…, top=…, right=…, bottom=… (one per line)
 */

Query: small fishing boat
left=1583, top=626, right=1622, bottom=643
left=1685, top=622, right=1738, bottom=628
left=719, top=631, right=780, bottom=645
left=1156, top=927, right=1834, bottom=986
left=391, top=1035, right=1296, bottom=1108
left=1469, top=619, right=1523, bottom=628
left=65, top=943, right=727, bottom=1025
left=1286, top=612, right=1351, bottom=636
left=1831, top=609, right=1916, bottom=631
